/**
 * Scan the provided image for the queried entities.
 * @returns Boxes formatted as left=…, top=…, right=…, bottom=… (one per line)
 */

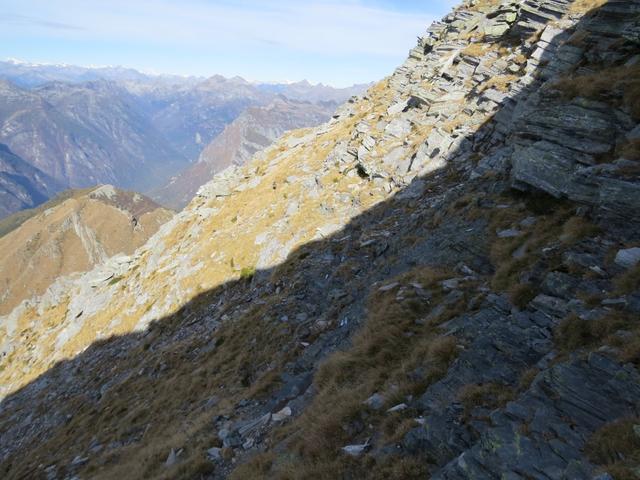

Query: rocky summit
left=1, top=0, right=640, bottom=479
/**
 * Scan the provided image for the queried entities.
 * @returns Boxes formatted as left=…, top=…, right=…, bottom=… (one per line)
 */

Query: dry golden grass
left=560, top=216, right=601, bottom=244
left=233, top=267, right=470, bottom=479
left=518, top=367, right=539, bottom=391
left=232, top=452, right=276, bottom=478
left=0, top=187, right=95, bottom=238
left=585, top=417, right=640, bottom=480
left=489, top=209, right=563, bottom=291
left=616, top=332, right=640, bottom=365
left=466, top=0, right=507, bottom=13
left=508, top=282, right=538, bottom=309
left=552, top=65, right=640, bottom=120
left=1, top=67, right=403, bottom=406
left=0, top=285, right=310, bottom=480
left=0, top=188, right=172, bottom=315
left=245, top=454, right=430, bottom=480
left=486, top=191, right=600, bottom=292
left=555, top=313, right=602, bottom=351
left=462, top=43, right=487, bottom=57
left=617, top=139, right=640, bottom=162
left=614, top=264, right=640, bottom=296
left=441, top=112, right=472, bottom=134
left=554, top=310, right=640, bottom=364
left=569, top=0, right=608, bottom=14
left=479, top=74, right=519, bottom=93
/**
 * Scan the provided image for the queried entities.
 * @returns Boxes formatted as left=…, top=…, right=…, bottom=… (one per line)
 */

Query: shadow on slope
left=1, top=3, right=637, bottom=479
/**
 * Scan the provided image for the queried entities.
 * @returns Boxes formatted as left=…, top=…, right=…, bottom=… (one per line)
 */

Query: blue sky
left=0, top=1, right=457, bottom=86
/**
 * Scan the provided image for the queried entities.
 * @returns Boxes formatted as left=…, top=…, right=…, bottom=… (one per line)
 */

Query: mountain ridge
left=0, top=184, right=173, bottom=316
left=0, top=58, right=369, bottom=91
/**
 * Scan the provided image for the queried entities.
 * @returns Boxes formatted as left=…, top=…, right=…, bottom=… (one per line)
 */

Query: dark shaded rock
left=432, top=354, right=640, bottom=479
left=615, top=247, right=640, bottom=269
left=541, top=271, right=580, bottom=299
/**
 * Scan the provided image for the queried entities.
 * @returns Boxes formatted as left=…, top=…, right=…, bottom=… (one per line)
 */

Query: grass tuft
left=585, top=417, right=640, bottom=480
left=457, top=382, right=515, bottom=419
left=240, top=266, right=256, bottom=280
left=551, top=65, right=640, bottom=120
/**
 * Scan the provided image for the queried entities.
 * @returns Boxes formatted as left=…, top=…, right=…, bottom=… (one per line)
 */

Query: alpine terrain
left=1, top=0, right=640, bottom=479
left=154, top=97, right=343, bottom=209
left=0, top=64, right=366, bottom=218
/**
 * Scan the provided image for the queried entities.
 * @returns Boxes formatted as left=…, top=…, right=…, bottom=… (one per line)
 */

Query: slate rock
left=364, top=392, right=385, bottom=410
left=271, top=406, right=292, bottom=422
left=206, top=447, right=222, bottom=462
left=342, top=441, right=370, bottom=456
left=431, top=354, right=640, bottom=479
left=615, top=247, right=640, bottom=269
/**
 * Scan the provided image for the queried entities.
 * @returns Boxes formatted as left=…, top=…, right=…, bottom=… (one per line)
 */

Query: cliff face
left=1, top=0, right=639, bottom=479
left=0, top=185, right=173, bottom=315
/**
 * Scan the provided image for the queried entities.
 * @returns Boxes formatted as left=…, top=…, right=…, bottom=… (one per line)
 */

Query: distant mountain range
left=0, top=59, right=161, bottom=88
left=0, top=59, right=369, bottom=217
left=0, top=79, right=186, bottom=193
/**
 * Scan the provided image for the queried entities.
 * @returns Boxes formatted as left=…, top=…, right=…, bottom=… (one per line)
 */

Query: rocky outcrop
left=432, top=353, right=640, bottom=479
left=0, top=0, right=639, bottom=479
left=510, top=0, right=640, bottom=217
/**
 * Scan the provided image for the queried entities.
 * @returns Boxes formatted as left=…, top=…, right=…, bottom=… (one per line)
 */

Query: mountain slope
left=153, top=97, right=340, bottom=208
left=0, top=143, right=63, bottom=218
left=1, top=0, right=639, bottom=479
left=139, top=75, right=271, bottom=161
left=0, top=185, right=173, bottom=315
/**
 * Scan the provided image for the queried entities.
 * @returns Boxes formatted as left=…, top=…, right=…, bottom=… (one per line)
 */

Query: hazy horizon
left=0, top=57, right=371, bottom=87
